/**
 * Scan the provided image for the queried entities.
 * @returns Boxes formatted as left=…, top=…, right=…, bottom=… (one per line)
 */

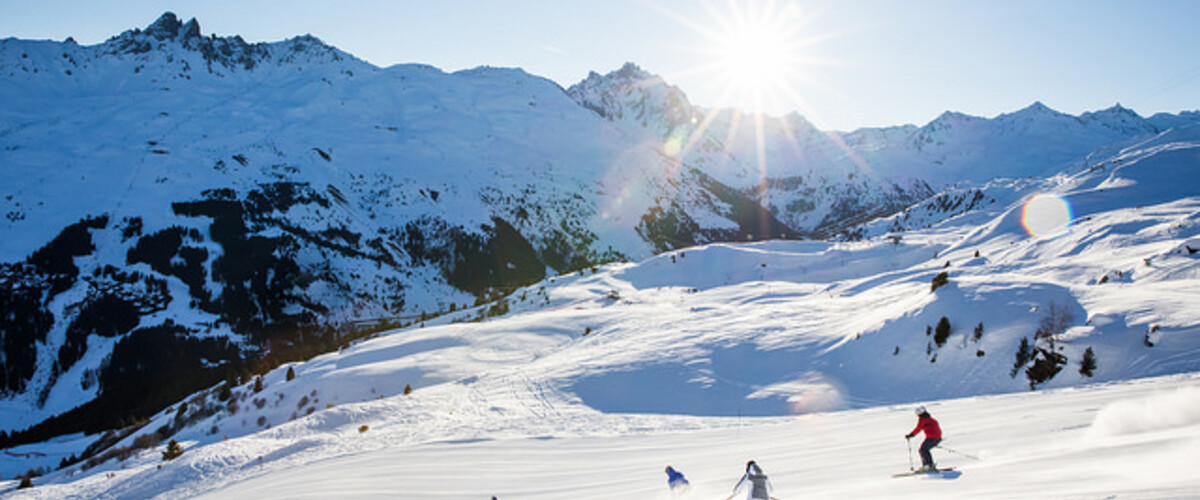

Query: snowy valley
left=1, top=12, right=1199, bottom=499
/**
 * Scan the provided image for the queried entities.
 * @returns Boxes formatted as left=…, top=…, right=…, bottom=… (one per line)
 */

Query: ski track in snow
left=2, top=18, right=1200, bottom=500
left=6, top=375, right=1200, bottom=499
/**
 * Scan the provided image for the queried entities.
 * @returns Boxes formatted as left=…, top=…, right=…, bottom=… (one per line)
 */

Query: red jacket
left=910, top=415, right=942, bottom=439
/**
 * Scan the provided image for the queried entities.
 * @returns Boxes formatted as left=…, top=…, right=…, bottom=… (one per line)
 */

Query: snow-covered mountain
left=566, top=62, right=934, bottom=236
left=0, top=12, right=1196, bottom=456
left=2, top=110, right=1198, bottom=498
left=0, top=13, right=806, bottom=440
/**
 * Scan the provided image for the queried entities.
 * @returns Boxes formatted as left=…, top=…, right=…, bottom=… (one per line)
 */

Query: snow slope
left=2, top=116, right=1197, bottom=497
left=0, top=14, right=799, bottom=433
left=114, top=376, right=1200, bottom=499
left=6, top=363, right=1200, bottom=498
left=3, top=12, right=1198, bottom=439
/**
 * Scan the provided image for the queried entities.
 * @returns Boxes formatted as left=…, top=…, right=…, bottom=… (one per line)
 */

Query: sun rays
left=703, top=0, right=813, bottom=115
left=588, top=0, right=879, bottom=238
left=639, top=0, right=857, bottom=196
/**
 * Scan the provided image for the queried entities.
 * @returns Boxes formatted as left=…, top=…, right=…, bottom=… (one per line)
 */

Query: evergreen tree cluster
left=162, top=439, right=184, bottom=460
left=930, top=271, right=950, bottom=292
left=1008, top=302, right=1097, bottom=389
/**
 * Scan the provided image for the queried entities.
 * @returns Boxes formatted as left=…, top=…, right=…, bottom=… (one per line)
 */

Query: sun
left=649, top=0, right=836, bottom=121
left=647, top=0, right=847, bottom=181
left=675, top=0, right=822, bottom=116
left=718, top=24, right=790, bottom=86
left=707, top=1, right=806, bottom=111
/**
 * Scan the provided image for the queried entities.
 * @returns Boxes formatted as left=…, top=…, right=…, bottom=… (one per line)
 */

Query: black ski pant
left=919, top=438, right=941, bottom=467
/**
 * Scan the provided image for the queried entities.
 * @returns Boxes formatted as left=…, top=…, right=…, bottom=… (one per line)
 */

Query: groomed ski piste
left=3, top=127, right=1200, bottom=498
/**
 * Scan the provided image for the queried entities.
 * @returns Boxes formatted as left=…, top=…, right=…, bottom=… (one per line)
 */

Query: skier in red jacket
left=905, top=405, right=942, bottom=472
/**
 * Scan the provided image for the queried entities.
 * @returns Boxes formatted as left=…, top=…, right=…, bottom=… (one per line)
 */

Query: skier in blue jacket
left=665, top=465, right=690, bottom=493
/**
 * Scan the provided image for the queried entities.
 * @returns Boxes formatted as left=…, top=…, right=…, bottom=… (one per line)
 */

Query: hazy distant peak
left=934, top=110, right=983, bottom=122
left=1026, top=100, right=1051, bottom=110
left=921, top=110, right=985, bottom=133
left=1147, top=110, right=1200, bottom=131
left=1082, top=103, right=1143, bottom=121
left=995, top=101, right=1074, bottom=125
left=1015, top=100, right=1062, bottom=115
left=1079, top=103, right=1157, bottom=135
left=1104, top=102, right=1136, bottom=114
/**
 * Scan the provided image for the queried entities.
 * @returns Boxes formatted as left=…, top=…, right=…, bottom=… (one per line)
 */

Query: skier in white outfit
left=728, top=460, right=775, bottom=500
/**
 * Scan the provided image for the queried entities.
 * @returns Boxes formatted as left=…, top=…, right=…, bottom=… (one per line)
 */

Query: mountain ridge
left=1, top=12, right=1197, bottom=448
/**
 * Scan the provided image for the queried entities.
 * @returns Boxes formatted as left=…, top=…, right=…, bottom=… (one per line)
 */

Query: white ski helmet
left=914, top=405, right=926, bottom=415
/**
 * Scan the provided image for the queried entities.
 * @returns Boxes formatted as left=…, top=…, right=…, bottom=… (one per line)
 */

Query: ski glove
left=905, top=434, right=913, bottom=439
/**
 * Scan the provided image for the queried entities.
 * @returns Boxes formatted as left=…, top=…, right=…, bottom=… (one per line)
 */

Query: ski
left=892, top=467, right=955, bottom=478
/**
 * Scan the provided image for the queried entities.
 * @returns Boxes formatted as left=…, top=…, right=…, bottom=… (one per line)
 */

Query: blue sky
left=2, top=0, right=1197, bottom=130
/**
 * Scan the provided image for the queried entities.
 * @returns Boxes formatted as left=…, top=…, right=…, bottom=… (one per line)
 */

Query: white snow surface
left=6, top=375, right=1200, bottom=499
left=2, top=124, right=1199, bottom=498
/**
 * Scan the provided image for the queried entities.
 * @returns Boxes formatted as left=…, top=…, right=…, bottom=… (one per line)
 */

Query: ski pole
left=936, top=444, right=981, bottom=461
left=905, top=437, right=914, bottom=471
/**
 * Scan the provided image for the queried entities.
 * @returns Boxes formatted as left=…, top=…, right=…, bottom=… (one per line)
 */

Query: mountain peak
left=613, top=61, right=652, bottom=81
left=1101, top=102, right=1138, bottom=116
left=1021, top=101, right=1057, bottom=114
left=84, top=13, right=364, bottom=74
left=144, top=12, right=202, bottom=42
left=576, top=62, right=659, bottom=90
left=1079, top=103, right=1155, bottom=135
left=567, top=62, right=697, bottom=134
left=1082, top=103, right=1143, bottom=122
left=927, top=110, right=983, bottom=128
left=998, top=101, right=1070, bottom=123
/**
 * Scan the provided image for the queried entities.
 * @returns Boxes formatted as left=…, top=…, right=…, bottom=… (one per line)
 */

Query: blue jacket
left=666, top=467, right=689, bottom=488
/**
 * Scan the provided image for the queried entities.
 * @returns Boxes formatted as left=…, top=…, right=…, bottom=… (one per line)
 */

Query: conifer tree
left=1012, top=337, right=1033, bottom=378
left=162, top=439, right=184, bottom=461
left=1080, top=347, right=1097, bottom=377
left=934, top=317, right=952, bottom=347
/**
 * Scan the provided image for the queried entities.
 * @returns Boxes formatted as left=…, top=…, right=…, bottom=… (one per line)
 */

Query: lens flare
left=1021, top=194, right=1073, bottom=239
left=664, top=130, right=686, bottom=156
